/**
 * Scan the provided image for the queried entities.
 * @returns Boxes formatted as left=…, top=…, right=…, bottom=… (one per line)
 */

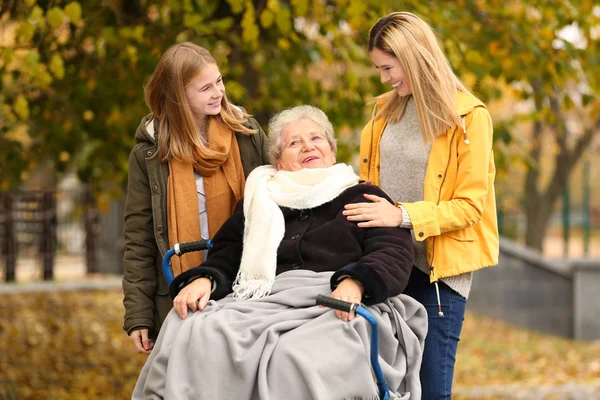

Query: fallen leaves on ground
left=0, top=290, right=599, bottom=399
left=0, top=290, right=145, bottom=400
left=455, top=311, right=600, bottom=390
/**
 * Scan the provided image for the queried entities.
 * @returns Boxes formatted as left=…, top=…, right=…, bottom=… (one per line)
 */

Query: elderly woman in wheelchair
left=133, top=105, right=427, bottom=400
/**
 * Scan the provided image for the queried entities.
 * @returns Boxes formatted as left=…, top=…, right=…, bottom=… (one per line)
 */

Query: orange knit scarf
left=167, top=117, right=245, bottom=276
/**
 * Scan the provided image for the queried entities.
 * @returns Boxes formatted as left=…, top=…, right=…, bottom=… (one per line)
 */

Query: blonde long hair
left=144, top=42, right=255, bottom=163
left=369, top=12, right=470, bottom=144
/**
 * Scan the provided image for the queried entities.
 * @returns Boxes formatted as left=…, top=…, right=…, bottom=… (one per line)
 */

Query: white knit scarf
left=232, top=163, right=359, bottom=300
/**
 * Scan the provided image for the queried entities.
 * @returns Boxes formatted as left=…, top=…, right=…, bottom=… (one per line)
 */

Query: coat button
left=299, top=211, right=308, bottom=221
left=152, top=185, right=158, bottom=192
left=437, top=174, right=443, bottom=179
left=291, top=233, right=300, bottom=240
left=362, top=158, right=368, bottom=163
left=418, top=232, right=424, bottom=237
left=157, top=225, right=163, bottom=232
left=291, top=263, right=301, bottom=270
left=147, top=151, right=153, bottom=157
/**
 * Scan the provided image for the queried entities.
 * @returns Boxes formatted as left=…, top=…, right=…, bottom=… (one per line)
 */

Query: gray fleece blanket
left=132, top=270, right=427, bottom=400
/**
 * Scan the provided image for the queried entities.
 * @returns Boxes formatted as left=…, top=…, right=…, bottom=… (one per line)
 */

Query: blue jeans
left=403, top=268, right=466, bottom=400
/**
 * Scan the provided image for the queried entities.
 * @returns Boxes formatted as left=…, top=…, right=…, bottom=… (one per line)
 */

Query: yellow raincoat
left=359, top=91, right=499, bottom=281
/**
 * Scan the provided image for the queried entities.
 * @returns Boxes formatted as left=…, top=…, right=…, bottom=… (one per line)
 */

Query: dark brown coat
left=122, top=114, right=270, bottom=338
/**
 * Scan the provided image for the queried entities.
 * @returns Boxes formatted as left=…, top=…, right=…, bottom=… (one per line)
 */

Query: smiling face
left=184, top=63, right=225, bottom=125
left=275, top=119, right=336, bottom=171
left=369, top=48, right=412, bottom=97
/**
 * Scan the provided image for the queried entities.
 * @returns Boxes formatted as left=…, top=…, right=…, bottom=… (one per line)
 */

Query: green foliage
left=64, top=2, right=82, bottom=23
left=13, top=95, right=30, bottom=120
left=0, top=0, right=598, bottom=195
left=46, top=7, right=66, bottom=29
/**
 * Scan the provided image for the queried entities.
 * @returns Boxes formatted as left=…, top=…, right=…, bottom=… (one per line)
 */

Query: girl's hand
left=343, top=193, right=403, bottom=228
left=173, top=277, right=212, bottom=319
left=330, top=278, right=364, bottom=322
left=129, top=328, right=154, bottom=354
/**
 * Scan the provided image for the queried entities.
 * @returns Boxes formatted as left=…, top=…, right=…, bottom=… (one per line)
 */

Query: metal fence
left=0, top=186, right=99, bottom=282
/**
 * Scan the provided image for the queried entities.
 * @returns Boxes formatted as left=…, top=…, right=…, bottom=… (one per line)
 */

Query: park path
left=0, top=254, right=121, bottom=293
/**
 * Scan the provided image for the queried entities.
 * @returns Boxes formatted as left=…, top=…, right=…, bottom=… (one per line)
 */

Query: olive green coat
left=122, top=114, right=269, bottom=338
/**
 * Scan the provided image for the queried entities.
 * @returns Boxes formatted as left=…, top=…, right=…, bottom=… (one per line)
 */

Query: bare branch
left=543, top=115, right=600, bottom=209
left=467, top=2, right=520, bottom=47
left=0, top=0, right=15, bottom=16
left=548, top=91, right=568, bottom=151
left=571, top=116, right=600, bottom=166
left=254, top=0, right=268, bottom=15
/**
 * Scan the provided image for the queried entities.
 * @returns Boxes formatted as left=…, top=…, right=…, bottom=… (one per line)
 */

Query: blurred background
left=0, top=0, right=599, bottom=399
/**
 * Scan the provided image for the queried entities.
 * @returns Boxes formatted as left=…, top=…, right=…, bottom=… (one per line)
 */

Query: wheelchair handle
left=175, top=240, right=213, bottom=255
left=162, top=240, right=213, bottom=285
left=316, top=294, right=357, bottom=314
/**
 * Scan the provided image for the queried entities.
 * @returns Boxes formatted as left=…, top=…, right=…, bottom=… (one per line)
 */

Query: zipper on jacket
left=429, top=115, right=469, bottom=316
left=367, top=104, right=378, bottom=183
left=429, top=129, right=454, bottom=269
left=428, top=128, right=456, bottom=318
left=429, top=115, right=469, bottom=270
left=156, top=156, right=168, bottom=257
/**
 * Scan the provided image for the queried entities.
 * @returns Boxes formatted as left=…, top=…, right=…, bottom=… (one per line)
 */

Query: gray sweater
left=379, top=98, right=472, bottom=299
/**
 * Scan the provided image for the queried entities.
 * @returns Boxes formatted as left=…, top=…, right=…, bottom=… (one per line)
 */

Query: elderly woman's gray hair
left=268, top=105, right=337, bottom=164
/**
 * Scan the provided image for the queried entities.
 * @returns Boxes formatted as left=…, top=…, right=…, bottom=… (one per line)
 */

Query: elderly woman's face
left=275, top=119, right=336, bottom=171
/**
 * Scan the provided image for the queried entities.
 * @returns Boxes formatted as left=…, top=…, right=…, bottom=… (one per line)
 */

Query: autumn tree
left=452, top=1, right=600, bottom=251
left=0, top=0, right=393, bottom=191
left=2, top=0, right=598, bottom=251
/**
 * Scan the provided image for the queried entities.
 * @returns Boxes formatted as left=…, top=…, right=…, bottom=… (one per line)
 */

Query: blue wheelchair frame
left=315, top=294, right=393, bottom=400
left=162, top=240, right=213, bottom=285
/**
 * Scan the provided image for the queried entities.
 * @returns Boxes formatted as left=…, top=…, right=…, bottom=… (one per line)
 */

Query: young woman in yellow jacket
left=343, top=12, right=499, bottom=399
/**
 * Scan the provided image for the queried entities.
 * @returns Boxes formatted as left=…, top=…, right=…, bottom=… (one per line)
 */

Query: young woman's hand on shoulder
left=343, top=193, right=403, bottom=227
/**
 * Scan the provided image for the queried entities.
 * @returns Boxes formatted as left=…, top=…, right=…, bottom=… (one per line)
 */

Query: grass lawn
left=1, top=290, right=599, bottom=399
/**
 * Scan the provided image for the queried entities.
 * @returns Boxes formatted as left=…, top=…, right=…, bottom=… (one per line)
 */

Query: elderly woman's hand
left=173, top=277, right=212, bottom=319
left=343, top=193, right=403, bottom=228
left=330, top=278, right=364, bottom=322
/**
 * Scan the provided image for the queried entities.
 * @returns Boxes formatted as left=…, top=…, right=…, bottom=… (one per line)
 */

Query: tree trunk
left=523, top=103, right=545, bottom=251
left=524, top=138, right=582, bottom=251
left=524, top=207, right=552, bottom=251
left=523, top=94, right=599, bottom=251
